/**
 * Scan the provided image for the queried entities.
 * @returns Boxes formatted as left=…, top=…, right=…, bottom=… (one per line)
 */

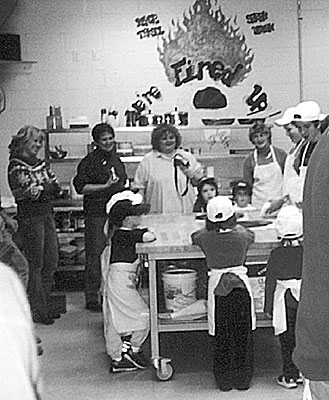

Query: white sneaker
left=277, top=375, right=298, bottom=389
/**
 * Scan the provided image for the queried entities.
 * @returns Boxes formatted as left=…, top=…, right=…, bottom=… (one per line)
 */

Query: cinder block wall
left=0, top=0, right=328, bottom=198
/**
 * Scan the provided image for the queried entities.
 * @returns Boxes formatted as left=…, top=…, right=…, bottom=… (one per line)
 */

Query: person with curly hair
left=133, top=123, right=204, bottom=214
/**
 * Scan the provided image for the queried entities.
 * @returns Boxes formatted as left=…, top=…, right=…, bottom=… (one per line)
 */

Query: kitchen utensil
left=202, top=118, right=235, bottom=126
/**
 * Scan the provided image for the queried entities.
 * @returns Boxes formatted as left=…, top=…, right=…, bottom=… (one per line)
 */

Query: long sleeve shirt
left=73, top=148, right=127, bottom=216
left=8, top=156, right=62, bottom=217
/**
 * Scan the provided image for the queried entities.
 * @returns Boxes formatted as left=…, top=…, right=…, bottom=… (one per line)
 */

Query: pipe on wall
left=297, top=0, right=303, bottom=101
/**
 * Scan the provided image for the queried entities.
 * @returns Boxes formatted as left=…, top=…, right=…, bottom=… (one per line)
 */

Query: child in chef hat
left=264, top=205, right=303, bottom=389
left=102, top=190, right=156, bottom=373
left=191, top=196, right=255, bottom=391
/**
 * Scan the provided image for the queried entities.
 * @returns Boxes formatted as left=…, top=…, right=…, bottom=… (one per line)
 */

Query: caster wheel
left=155, top=363, right=174, bottom=381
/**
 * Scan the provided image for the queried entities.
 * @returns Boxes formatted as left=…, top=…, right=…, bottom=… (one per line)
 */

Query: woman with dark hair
left=243, top=122, right=286, bottom=210
left=133, top=123, right=204, bottom=214
left=73, top=123, right=127, bottom=312
left=7, top=125, right=62, bottom=325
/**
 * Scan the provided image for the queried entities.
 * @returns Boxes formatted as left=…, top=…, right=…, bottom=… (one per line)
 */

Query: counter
left=136, top=213, right=278, bottom=379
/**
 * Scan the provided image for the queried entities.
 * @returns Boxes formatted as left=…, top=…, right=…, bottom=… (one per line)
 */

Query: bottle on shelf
left=46, top=105, right=63, bottom=130
left=172, top=106, right=180, bottom=126
left=100, top=108, right=107, bottom=123
left=146, top=109, right=154, bottom=126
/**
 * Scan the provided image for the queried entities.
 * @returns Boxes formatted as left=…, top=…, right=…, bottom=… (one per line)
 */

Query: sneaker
left=124, top=350, right=148, bottom=369
left=296, top=373, right=304, bottom=384
left=277, top=375, right=298, bottom=389
left=110, top=357, right=138, bottom=373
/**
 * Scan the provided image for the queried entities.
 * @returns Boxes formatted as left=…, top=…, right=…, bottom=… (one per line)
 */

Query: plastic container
left=162, top=268, right=197, bottom=311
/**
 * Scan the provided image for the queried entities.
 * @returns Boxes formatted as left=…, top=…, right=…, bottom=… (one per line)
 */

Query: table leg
left=148, top=259, right=160, bottom=360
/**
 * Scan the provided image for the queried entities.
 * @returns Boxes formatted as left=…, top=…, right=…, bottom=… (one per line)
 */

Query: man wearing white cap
left=264, top=101, right=326, bottom=214
left=275, top=107, right=304, bottom=195
left=293, top=102, right=329, bottom=399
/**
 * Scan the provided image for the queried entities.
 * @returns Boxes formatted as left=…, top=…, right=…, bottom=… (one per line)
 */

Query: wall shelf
left=0, top=60, right=37, bottom=74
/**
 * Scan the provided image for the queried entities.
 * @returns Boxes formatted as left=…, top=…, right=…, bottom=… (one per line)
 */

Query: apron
left=272, top=279, right=301, bottom=335
left=208, top=266, right=256, bottom=336
left=286, top=142, right=310, bottom=204
left=103, top=261, right=149, bottom=334
left=252, top=146, right=283, bottom=210
left=283, top=140, right=305, bottom=194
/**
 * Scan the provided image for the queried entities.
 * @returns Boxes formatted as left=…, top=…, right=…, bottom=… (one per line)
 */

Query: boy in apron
left=264, top=205, right=303, bottom=389
left=243, top=122, right=286, bottom=211
left=102, top=191, right=156, bottom=373
left=191, top=196, right=255, bottom=391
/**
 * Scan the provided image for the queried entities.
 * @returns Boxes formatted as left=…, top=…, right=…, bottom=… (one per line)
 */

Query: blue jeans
left=84, top=215, right=106, bottom=305
left=18, top=213, right=58, bottom=318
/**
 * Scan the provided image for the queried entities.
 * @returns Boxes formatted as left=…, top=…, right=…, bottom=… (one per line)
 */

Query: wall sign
left=245, top=10, right=275, bottom=36
left=135, top=13, right=164, bottom=39
left=157, top=0, right=254, bottom=88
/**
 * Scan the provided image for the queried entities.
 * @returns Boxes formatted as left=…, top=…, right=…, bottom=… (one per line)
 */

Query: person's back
left=0, top=262, right=41, bottom=400
left=191, top=196, right=255, bottom=391
left=264, top=205, right=303, bottom=389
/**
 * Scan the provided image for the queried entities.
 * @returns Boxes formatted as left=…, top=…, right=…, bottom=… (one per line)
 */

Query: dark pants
left=0, top=232, right=29, bottom=289
left=18, top=213, right=58, bottom=318
left=279, top=304, right=299, bottom=379
left=213, top=288, right=254, bottom=389
left=84, top=215, right=106, bottom=305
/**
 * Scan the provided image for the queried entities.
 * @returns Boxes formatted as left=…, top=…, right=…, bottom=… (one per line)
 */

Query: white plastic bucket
left=162, top=269, right=197, bottom=311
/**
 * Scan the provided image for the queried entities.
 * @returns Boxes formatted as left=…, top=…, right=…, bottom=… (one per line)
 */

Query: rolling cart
left=136, top=214, right=278, bottom=381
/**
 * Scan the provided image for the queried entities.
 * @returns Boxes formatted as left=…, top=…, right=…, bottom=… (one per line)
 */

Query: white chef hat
left=275, top=205, right=303, bottom=239
left=207, top=196, right=235, bottom=222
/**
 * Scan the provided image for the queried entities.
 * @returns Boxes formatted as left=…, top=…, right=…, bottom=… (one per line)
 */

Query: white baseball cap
left=275, top=107, right=296, bottom=126
left=275, top=205, right=303, bottom=239
left=207, top=196, right=235, bottom=222
left=293, top=100, right=326, bottom=122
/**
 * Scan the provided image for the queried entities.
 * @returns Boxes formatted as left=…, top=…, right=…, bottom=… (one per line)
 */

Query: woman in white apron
left=243, top=123, right=287, bottom=211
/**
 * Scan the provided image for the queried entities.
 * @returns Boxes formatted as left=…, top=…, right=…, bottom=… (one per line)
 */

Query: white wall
left=0, top=0, right=328, bottom=198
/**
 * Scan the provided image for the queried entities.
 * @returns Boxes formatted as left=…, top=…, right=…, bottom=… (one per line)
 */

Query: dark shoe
left=235, top=382, right=250, bottom=391
left=110, top=357, right=138, bottom=373
left=124, top=349, right=148, bottom=369
left=86, top=302, right=102, bottom=312
left=217, top=382, right=233, bottom=392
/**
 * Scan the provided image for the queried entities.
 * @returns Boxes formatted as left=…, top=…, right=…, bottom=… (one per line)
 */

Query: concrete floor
left=37, top=292, right=303, bottom=400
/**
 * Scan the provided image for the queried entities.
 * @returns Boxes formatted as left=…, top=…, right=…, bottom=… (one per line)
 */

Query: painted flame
left=157, top=0, right=254, bottom=87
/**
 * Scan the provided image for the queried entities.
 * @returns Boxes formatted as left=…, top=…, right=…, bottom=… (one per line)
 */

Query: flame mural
left=157, top=0, right=254, bottom=88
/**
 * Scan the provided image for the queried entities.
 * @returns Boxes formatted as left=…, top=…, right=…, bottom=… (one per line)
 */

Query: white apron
left=272, top=279, right=301, bottom=335
left=103, top=261, right=149, bottom=334
left=286, top=142, right=310, bottom=204
left=283, top=140, right=305, bottom=194
left=208, top=266, right=256, bottom=336
left=252, top=146, right=283, bottom=210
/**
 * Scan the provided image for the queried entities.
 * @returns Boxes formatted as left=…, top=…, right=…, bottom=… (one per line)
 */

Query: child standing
left=191, top=196, right=256, bottom=391
left=102, top=190, right=156, bottom=373
left=264, top=205, right=303, bottom=389
left=193, top=177, right=219, bottom=213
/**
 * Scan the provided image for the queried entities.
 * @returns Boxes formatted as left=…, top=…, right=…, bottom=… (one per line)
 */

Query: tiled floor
left=37, top=293, right=303, bottom=400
